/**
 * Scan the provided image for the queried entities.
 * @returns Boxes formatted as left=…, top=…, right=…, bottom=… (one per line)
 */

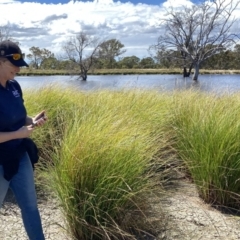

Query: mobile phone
left=35, top=112, right=46, bottom=121
left=31, top=112, right=46, bottom=127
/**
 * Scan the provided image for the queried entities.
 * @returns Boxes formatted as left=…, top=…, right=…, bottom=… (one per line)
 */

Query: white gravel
left=1, top=179, right=240, bottom=240
left=158, top=179, right=240, bottom=240
left=0, top=189, right=71, bottom=240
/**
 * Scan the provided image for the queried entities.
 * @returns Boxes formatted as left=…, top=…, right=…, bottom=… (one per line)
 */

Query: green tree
left=118, top=56, right=140, bottom=68
left=150, top=41, right=193, bottom=74
left=41, top=56, right=59, bottom=69
left=202, top=48, right=235, bottom=70
left=27, top=47, right=54, bottom=69
left=139, top=57, right=155, bottom=69
left=27, top=47, right=42, bottom=69
left=98, top=39, right=126, bottom=68
left=233, top=44, right=240, bottom=69
left=152, top=47, right=169, bottom=68
left=217, top=50, right=235, bottom=69
left=57, top=60, right=73, bottom=70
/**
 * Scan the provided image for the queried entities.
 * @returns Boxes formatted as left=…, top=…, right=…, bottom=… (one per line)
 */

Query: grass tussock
left=24, top=85, right=240, bottom=239
left=25, top=86, right=172, bottom=239
left=170, top=90, right=240, bottom=209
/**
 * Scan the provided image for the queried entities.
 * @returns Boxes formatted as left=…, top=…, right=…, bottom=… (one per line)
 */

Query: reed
left=18, top=68, right=182, bottom=76
left=18, top=68, right=240, bottom=76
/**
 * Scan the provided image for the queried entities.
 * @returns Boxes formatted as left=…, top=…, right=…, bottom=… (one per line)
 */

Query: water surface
left=15, top=74, right=240, bottom=94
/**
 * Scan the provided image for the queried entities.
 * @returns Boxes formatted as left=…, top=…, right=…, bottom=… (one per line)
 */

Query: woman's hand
left=0, top=125, right=34, bottom=143
left=32, top=110, right=47, bottom=128
left=16, top=125, right=34, bottom=138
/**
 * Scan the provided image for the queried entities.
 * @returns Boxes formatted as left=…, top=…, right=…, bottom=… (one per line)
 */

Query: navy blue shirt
left=0, top=80, right=39, bottom=181
left=0, top=79, right=27, bottom=150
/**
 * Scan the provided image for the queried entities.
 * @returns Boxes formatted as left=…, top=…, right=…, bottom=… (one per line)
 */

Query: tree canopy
left=97, top=39, right=126, bottom=69
left=27, top=47, right=54, bottom=69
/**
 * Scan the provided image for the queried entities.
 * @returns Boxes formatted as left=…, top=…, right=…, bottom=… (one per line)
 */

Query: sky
left=0, top=0, right=208, bottom=59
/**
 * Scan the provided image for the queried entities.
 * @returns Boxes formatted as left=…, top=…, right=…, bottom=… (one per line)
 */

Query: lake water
left=15, top=74, right=240, bottom=94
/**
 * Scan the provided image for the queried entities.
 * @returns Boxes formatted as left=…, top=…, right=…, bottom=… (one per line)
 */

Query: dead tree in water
left=63, top=32, right=102, bottom=81
left=152, top=0, right=240, bottom=81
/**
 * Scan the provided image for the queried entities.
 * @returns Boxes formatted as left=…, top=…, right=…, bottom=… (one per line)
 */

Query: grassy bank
left=18, top=68, right=240, bottom=76
left=24, top=86, right=240, bottom=239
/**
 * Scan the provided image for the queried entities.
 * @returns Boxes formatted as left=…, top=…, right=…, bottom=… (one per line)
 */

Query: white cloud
left=162, top=0, right=193, bottom=8
left=93, top=0, right=114, bottom=4
left=0, top=0, right=161, bottom=57
left=0, top=0, right=16, bottom=3
left=0, top=0, right=203, bottom=58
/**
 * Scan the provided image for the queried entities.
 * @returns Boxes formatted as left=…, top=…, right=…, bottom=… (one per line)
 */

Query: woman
left=0, top=40, right=46, bottom=240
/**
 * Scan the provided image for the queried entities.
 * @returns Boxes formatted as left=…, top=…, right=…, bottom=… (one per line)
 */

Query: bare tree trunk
left=183, top=67, right=187, bottom=77
left=183, top=67, right=190, bottom=77
left=182, top=52, right=193, bottom=77
left=189, top=64, right=193, bottom=76
left=79, top=70, right=87, bottom=81
left=192, top=64, right=199, bottom=81
left=81, top=73, right=87, bottom=81
left=183, top=64, right=193, bottom=77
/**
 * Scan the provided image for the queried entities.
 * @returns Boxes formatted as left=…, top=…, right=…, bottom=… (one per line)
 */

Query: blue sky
left=0, top=0, right=199, bottom=58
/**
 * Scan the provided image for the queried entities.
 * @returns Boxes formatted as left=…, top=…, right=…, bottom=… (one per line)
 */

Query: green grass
left=23, top=86, right=240, bottom=239
left=24, top=86, right=172, bottom=239
left=170, top=91, right=240, bottom=208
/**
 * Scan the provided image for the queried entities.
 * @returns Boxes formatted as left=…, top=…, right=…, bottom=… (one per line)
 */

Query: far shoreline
left=17, top=68, right=240, bottom=76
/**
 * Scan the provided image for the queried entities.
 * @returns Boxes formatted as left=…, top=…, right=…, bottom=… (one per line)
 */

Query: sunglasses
left=4, top=53, right=25, bottom=60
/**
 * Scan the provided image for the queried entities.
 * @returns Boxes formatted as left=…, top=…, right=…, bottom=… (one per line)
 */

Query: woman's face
left=0, top=59, right=20, bottom=82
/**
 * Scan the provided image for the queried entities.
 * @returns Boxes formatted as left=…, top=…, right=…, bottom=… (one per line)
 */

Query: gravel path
left=157, top=179, right=240, bottom=240
left=0, top=189, right=71, bottom=240
left=1, top=179, right=240, bottom=240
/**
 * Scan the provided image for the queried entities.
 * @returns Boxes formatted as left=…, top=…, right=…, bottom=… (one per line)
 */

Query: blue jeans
left=0, top=152, right=45, bottom=240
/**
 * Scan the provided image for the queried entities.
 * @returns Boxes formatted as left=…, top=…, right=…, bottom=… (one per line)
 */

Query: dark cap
left=0, top=40, right=28, bottom=67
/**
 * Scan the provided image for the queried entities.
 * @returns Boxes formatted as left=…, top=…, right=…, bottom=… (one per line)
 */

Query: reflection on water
left=15, top=74, right=240, bottom=94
